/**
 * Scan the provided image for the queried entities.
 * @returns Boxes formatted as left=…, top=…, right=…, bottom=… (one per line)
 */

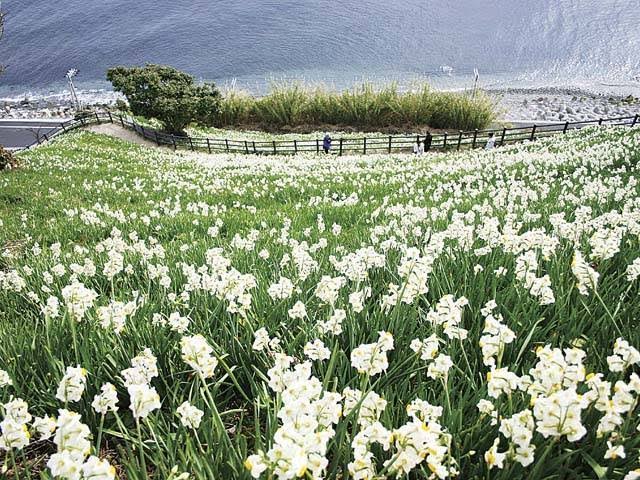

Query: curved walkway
left=86, top=123, right=164, bottom=149
left=10, top=112, right=640, bottom=155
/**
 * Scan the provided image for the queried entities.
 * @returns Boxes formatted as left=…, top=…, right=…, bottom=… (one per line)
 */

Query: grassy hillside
left=1, top=127, right=640, bottom=479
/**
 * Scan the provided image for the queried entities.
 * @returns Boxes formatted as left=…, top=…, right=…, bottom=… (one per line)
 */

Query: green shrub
left=213, top=82, right=496, bottom=131
left=215, top=89, right=253, bottom=126
left=107, top=64, right=221, bottom=134
left=254, top=83, right=308, bottom=126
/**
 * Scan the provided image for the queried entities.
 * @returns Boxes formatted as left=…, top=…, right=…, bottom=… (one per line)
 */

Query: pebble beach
left=2, top=87, right=639, bottom=126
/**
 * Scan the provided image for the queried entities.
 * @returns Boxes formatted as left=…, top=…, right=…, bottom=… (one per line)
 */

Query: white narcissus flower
left=176, top=401, right=204, bottom=430
left=0, top=369, right=12, bottom=388
left=350, top=332, right=394, bottom=376
left=607, top=338, right=640, bottom=373
left=3, top=398, right=32, bottom=426
left=624, top=469, right=640, bottom=480
left=54, top=409, right=92, bottom=459
left=48, top=451, right=83, bottom=480
left=56, top=366, right=88, bottom=403
left=92, top=383, right=119, bottom=414
left=484, top=438, right=506, bottom=470
left=245, top=454, right=268, bottom=478
left=42, top=295, right=60, bottom=318
left=427, top=354, right=453, bottom=381
left=252, top=328, right=270, bottom=352
left=604, top=441, right=625, bottom=460
left=288, top=301, right=307, bottom=319
left=81, top=455, right=116, bottom=480
left=61, top=281, right=98, bottom=321
left=267, top=276, right=294, bottom=300
left=303, top=339, right=331, bottom=361
left=128, top=384, right=161, bottom=420
left=571, top=250, right=599, bottom=296
left=168, top=312, right=190, bottom=333
left=33, top=416, right=57, bottom=440
left=410, top=334, right=440, bottom=360
left=0, top=419, right=31, bottom=450
left=626, top=258, right=640, bottom=282
left=181, top=334, right=219, bottom=379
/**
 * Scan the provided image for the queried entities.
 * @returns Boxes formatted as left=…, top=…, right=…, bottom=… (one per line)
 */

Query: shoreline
left=2, top=86, right=638, bottom=127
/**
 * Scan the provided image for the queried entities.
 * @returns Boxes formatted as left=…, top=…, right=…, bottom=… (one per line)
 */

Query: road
left=0, top=119, right=71, bottom=150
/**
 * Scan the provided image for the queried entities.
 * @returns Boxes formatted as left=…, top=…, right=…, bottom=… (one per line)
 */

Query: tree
left=107, top=64, right=220, bottom=134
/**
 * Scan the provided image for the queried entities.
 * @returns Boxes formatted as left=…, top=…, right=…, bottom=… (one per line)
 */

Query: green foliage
left=107, top=64, right=221, bottom=134
left=213, top=81, right=496, bottom=131
left=114, top=98, right=130, bottom=113
left=3, top=127, right=638, bottom=478
left=254, top=83, right=308, bottom=126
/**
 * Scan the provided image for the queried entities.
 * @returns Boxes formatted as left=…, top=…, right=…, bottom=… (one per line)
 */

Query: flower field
left=1, top=126, right=640, bottom=479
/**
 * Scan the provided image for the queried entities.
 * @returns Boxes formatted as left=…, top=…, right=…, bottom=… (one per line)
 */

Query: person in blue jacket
left=323, top=134, right=332, bottom=154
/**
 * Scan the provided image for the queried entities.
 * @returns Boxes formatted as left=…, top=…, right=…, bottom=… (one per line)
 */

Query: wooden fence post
left=388, top=136, right=392, bottom=153
left=598, top=118, right=603, bottom=125
left=472, top=129, right=478, bottom=149
left=245, top=141, right=249, bottom=154
left=206, top=138, right=211, bottom=154
left=225, top=139, right=230, bottom=152
left=316, top=139, right=320, bottom=153
left=339, top=138, right=343, bottom=156
left=633, top=114, right=639, bottom=127
left=443, top=132, right=448, bottom=150
left=189, top=137, right=194, bottom=151
left=120, top=116, right=125, bottom=127
left=363, top=137, right=367, bottom=155
left=294, top=139, right=298, bottom=154
left=108, top=112, right=113, bottom=123
left=61, top=123, right=67, bottom=133
left=95, top=112, right=100, bottom=123
left=457, top=131, right=463, bottom=151
left=530, top=125, right=537, bottom=142
left=563, top=121, right=569, bottom=134
left=500, top=127, right=507, bottom=146
left=155, top=131, right=160, bottom=146
left=272, top=141, right=276, bottom=155
left=172, top=137, right=177, bottom=151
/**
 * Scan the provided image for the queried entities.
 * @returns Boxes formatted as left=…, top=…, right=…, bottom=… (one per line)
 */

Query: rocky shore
left=492, top=88, right=639, bottom=123
left=2, top=87, right=639, bottom=124
left=0, top=89, right=121, bottom=120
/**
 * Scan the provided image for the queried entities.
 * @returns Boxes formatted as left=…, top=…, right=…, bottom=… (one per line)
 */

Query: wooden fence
left=27, top=111, right=640, bottom=156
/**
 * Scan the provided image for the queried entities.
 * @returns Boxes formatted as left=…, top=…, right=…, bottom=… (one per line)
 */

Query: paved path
left=86, top=123, right=167, bottom=149
left=0, top=119, right=166, bottom=151
left=0, top=119, right=69, bottom=149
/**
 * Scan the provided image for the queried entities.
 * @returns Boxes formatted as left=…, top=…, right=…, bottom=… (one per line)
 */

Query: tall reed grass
left=214, top=82, right=496, bottom=131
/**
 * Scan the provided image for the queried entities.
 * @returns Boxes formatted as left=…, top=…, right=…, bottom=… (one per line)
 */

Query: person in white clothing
left=413, top=138, right=425, bottom=155
left=485, top=132, right=496, bottom=150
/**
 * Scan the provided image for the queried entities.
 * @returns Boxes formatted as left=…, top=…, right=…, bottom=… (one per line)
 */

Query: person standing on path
left=323, top=134, right=332, bottom=154
left=485, top=132, right=496, bottom=150
left=424, top=131, right=432, bottom=152
left=413, top=137, right=424, bottom=155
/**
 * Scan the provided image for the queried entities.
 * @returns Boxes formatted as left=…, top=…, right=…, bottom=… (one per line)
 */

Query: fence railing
left=21, top=111, right=640, bottom=156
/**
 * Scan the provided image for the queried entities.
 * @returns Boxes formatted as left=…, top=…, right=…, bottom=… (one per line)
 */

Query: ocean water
left=1, top=0, right=639, bottom=100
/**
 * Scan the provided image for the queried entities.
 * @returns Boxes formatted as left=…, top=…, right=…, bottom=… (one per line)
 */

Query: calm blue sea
left=1, top=0, right=639, bottom=99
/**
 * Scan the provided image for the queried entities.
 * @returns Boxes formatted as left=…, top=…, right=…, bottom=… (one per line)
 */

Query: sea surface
left=1, top=0, right=639, bottom=101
